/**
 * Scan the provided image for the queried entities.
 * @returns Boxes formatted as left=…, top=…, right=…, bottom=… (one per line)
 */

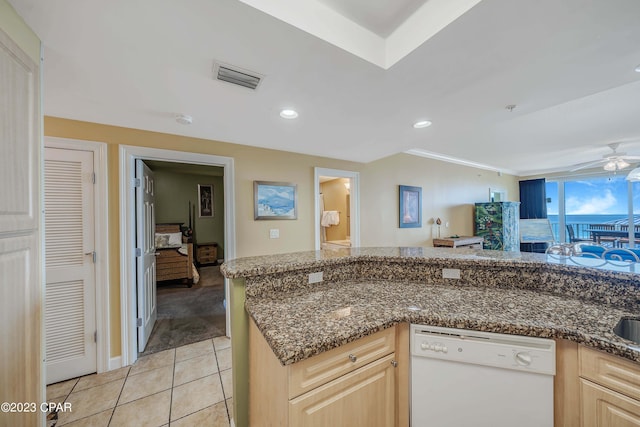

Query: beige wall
left=44, top=116, right=519, bottom=359
left=360, top=153, right=519, bottom=247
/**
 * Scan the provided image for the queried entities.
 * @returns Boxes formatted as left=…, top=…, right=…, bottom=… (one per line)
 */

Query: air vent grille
left=214, top=62, right=263, bottom=90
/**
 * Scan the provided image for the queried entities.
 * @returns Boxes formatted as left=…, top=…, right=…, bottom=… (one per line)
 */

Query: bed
left=155, top=223, right=194, bottom=286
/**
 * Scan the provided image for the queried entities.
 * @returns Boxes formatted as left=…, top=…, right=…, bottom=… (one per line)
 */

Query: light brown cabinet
left=579, top=346, right=640, bottom=427
left=249, top=320, right=408, bottom=426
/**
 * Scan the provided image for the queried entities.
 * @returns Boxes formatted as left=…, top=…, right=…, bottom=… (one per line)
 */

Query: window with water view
left=546, top=176, right=640, bottom=248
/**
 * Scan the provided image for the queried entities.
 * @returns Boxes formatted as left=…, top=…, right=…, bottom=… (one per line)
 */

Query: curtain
left=519, top=178, right=547, bottom=252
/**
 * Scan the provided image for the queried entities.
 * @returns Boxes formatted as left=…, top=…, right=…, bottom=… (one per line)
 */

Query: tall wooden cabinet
left=249, top=320, right=409, bottom=426
left=475, top=202, right=521, bottom=251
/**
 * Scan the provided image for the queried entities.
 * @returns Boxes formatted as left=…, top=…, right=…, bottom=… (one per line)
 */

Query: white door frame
left=44, top=136, right=110, bottom=374
left=314, top=168, right=360, bottom=250
left=119, top=146, right=236, bottom=367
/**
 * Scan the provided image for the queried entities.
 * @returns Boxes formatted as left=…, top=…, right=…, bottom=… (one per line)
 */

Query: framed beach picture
left=399, top=185, right=422, bottom=228
left=254, top=181, right=298, bottom=220
left=198, top=184, right=214, bottom=217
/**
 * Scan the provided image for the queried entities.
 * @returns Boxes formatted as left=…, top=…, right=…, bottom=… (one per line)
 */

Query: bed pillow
left=155, top=233, right=170, bottom=248
left=168, top=232, right=183, bottom=246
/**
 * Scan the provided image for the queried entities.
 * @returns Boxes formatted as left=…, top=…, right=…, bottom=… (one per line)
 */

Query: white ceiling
left=316, top=0, right=429, bottom=37
left=8, top=0, right=640, bottom=176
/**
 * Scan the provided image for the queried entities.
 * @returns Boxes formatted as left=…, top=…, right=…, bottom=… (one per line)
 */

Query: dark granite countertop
left=222, top=247, right=640, bottom=365
left=246, top=279, right=637, bottom=365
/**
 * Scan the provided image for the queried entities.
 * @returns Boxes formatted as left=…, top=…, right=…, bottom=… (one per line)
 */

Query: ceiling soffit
left=237, top=0, right=482, bottom=69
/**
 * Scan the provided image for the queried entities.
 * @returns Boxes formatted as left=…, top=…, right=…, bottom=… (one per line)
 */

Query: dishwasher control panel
left=411, top=324, right=556, bottom=375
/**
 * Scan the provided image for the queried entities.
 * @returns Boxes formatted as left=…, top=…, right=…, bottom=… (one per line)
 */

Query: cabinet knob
left=348, top=354, right=357, bottom=363
left=391, top=360, right=398, bottom=368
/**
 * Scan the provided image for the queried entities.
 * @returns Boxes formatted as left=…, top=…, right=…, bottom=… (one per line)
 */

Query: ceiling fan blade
left=569, top=159, right=606, bottom=172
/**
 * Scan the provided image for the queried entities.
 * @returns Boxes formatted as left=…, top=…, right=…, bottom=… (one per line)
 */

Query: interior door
left=44, top=147, right=97, bottom=384
left=136, top=159, right=157, bottom=352
left=0, top=16, right=43, bottom=426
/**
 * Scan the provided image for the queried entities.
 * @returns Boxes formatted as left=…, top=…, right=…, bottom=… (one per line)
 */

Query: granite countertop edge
left=221, top=247, right=639, bottom=279
left=244, top=279, right=640, bottom=366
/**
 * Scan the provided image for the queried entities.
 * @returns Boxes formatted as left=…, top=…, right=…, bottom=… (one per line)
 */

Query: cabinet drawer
left=288, top=327, right=395, bottom=399
left=581, top=379, right=640, bottom=427
left=289, top=353, right=396, bottom=427
left=579, top=346, right=640, bottom=401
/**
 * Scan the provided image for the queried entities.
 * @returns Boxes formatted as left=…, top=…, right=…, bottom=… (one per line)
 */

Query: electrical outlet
left=442, top=268, right=461, bottom=279
left=308, top=272, right=323, bottom=283
left=269, top=229, right=279, bottom=239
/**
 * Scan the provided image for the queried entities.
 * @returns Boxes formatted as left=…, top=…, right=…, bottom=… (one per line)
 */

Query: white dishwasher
left=411, top=324, right=555, bottom=427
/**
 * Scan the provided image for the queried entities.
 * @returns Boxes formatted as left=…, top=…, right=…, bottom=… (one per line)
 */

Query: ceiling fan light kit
left=569, top=142, right=640, bottom=173
left=627, top=167, right=640, bottom=181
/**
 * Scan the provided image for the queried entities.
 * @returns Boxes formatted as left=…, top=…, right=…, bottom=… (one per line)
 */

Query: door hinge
left=136, top=317, right=143, bottom=327
left=133, top=178, right=141, bottom=188
left=135, top=248, right=142, bottom=257
left=94, top=331, right=97, bottom=343
left=92, top=172, right=96, bottom=184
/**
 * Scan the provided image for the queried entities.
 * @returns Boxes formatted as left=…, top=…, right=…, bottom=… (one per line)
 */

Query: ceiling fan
left=570, top=143, right=640, bottom=172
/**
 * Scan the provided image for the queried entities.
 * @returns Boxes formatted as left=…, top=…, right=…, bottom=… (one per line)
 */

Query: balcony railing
left=549, top=222, right=639, bottom=248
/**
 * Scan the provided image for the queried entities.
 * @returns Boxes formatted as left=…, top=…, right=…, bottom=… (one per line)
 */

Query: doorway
left=314, top=168, right=360, bottom=250
left=139, top=160, right=227, bottom=355
left=119, top=146, right=236, bottom=367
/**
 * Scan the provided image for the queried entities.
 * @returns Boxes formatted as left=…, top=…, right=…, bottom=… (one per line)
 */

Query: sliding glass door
left=546, top=175, right=638, bottom=248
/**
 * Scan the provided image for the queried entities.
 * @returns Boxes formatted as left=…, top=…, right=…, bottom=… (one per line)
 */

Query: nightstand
left=196, top=242, right=218, bottom=265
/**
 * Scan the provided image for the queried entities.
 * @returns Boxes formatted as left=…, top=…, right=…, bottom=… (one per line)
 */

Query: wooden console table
left=433, top=236, right=484, bottom=249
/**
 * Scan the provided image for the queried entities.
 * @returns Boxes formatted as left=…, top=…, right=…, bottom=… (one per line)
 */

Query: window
left=546, top=175, right=638, bottom=248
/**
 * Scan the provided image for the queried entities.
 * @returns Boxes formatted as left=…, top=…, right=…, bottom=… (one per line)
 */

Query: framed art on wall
left=198, top=184, right=214, bottom=217
left=399, top=185, right=422, bottom=228
left=254, top=181, right=298, bottom=220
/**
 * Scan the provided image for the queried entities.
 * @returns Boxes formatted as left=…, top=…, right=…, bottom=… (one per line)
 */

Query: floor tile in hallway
left=47, top=336, right=232, bottom=427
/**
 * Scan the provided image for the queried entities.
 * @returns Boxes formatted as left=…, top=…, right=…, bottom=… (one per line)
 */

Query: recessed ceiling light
left=175, top=114, right=193, bottom=125
left=413, top=120, right=432, bottom=129
left=280, top=109, right=298, bottom=119
left=635, top=64, right=640, bottom=73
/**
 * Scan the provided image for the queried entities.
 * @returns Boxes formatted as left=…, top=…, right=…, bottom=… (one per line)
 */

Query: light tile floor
left=47, top=336, right=233, bottom=427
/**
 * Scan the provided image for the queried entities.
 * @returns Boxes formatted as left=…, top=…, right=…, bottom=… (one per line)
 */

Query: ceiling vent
left=213, top=61, right=263, bottom=90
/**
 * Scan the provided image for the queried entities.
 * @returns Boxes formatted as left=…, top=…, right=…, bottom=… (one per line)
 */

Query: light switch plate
left=269, top=229, right=279, bottom=239
left=442, top=268, right=461, bottom=279
left=308, top=272, right=323, bottom=283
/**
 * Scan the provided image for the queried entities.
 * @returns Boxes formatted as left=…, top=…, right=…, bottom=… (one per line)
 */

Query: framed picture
left=399, top=185, right=422, bottom=228
left=254, top=181, right=297, bottom=220
left=198, top=184, right=214, bottom=217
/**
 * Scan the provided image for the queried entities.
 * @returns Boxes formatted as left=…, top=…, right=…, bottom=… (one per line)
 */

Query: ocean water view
left=548, top=214, right=634, bottom=225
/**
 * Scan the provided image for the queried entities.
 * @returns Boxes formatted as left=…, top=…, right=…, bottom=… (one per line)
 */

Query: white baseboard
left=108, top=356, right=122, bottom=371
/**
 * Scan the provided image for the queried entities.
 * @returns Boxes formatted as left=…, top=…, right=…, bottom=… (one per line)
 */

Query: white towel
left=321, top=210, right=340, bottom=227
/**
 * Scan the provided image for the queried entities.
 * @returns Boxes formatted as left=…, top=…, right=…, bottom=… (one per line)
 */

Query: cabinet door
left=289, top=354, right=396, bottom=427
left=581, top=379, right=640, bottom=427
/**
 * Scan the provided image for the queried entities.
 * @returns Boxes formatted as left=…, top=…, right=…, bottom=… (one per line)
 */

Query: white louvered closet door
left=45, top=147, right=97, bottom=384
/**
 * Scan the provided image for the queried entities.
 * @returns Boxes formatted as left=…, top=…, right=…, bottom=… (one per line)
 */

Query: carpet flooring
left=140, top=265, right=226, bottom=356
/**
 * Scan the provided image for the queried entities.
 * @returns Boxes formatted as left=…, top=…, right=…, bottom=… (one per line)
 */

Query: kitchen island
left=221, top=247, right=640, bottom=427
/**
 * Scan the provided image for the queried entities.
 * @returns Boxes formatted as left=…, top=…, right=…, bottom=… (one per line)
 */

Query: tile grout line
left=168, top=348, right=177, bottom=426
left=106, top=366, right=133, bottom=426
left=214, top=339, right=233, bottom=424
